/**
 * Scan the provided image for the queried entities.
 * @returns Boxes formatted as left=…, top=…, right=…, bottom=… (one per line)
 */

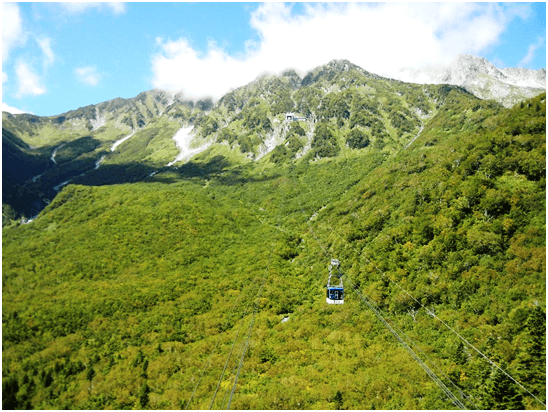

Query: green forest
left=2, top=62, right=546, bottom=410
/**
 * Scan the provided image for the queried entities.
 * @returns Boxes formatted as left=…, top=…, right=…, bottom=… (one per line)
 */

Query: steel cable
left=300, top=202, right=470, bottom=409
left=346, top=231, right=545, bottom=408
left=225, top=176, right=289, bottom=408
left=208, top=279, right=261, bottom=409
left=345, top=275, right=467, bottom=409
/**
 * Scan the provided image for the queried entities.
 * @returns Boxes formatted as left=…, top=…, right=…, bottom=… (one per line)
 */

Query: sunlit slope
left=3, top=160, right=458, bottom=409
left=1, top=91, right=211, bottom=219
left=3, top=92, right=545, bottom=409
left=3, top=59, right=494, bottom=223
left=305, top=92, right=546, bottom=409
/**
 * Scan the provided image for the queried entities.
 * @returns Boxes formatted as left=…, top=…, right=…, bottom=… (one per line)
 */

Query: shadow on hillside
left=69, top=155, right=280, bottom=187
left=3, top=134, right=106, bottom=219
left=4, top=152, right=280, bottom=221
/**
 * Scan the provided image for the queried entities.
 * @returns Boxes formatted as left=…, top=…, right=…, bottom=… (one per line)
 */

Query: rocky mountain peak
left=281, top=69, right=302, bottom=88
left=325, top=59, right=357, bottom=72
left=447, top=54, right=502, bottom=82
left=398, top=54, right=545, bottom=108
left=301, top=59, right=379, bottom=87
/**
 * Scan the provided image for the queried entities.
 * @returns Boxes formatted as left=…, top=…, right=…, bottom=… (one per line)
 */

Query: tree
left=516, top=305, right=546, bottom=403
left=139, top=381, right=150, bottom=408
left=334, top=390, right=344, bottom=410
left=311, top=122, right=340, bottom=158
left=2, top=375, right=19, bottom=409
left=346, top=128, right=370, bottom=149
left=484, top=361, right=524, bottom=410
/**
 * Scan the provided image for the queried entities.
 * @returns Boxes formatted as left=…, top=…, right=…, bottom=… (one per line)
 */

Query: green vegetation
left=311, top=122, right=340, bottom=158
left=2, top=59, right=545, bottom=409
left=346, top=128, right=370, bottom=149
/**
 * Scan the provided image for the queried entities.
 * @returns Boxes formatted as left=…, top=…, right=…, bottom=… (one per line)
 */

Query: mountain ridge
left=2, top=86, right=545, bottom=408
left=397, top=54, right=546, bottom=107
left=3, top=55, right=545, bottom=120
left=2, top=56, right=545, bottom=222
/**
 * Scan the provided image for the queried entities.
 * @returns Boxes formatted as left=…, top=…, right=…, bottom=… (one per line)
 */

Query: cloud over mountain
left=15, top=60, right=46, bottom=98
left=151, top=2, right=531, bottom=100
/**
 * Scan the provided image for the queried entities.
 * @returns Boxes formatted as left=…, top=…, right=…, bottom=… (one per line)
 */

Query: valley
left=2, top=59, right=546, bottom=409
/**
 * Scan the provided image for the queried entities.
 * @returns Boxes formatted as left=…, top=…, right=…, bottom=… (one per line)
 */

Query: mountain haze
left=2, top=57, right=546, bottom=410
left=398, top=54, right=546, bottom=108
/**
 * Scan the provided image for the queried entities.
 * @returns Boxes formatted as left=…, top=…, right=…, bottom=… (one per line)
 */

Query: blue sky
left=2, top=2, right=546, bottom=116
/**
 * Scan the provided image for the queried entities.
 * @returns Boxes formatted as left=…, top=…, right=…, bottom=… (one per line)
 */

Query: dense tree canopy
left=2, top=58, right=545, bottom=411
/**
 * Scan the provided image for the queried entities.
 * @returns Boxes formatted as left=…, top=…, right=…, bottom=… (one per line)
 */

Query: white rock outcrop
left=397, top=54, right=545, bottom=107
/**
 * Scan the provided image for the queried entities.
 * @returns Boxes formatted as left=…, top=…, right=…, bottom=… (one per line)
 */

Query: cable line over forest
left=185, top=283, right=253, bottom=409
left=325, top=220, right=547, bottom=409
left=227, top=274, right=266, bottom=409
left=197, top=178, right=290, bottom=409
left=299, top=200, right=472, bottom=409
left=207, top=279, right=261, bottom=410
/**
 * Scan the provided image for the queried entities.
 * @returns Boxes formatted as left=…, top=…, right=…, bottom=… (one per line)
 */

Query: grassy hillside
left=0, top=60, right=505, bottom=224
left=1, top=91, right=213, bottom=223
left=2, top=90, right=545, bottom=409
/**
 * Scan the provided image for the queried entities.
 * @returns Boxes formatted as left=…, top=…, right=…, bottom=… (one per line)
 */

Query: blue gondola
left=326, top=259, right=344, bottom=304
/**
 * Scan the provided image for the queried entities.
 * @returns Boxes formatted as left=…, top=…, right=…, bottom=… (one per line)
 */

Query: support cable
left=186, top=189, right=270, bottom=410
left=298, top=198, right=330, bottom=259
left=345, top=231, right=545, bottom=407
left=326, top=227, right=479, bottom=408
left=225, top=176, right=289, bottom=409
left=345, top=275, right=466, bottom=409
left=325, top=217, right=546, bottom=408
left=186, top=281, right=258, bottom=409
left=208, top=280, right=261, bottom=410
left=226, top=275, right=266, bottom=409
left=220, top=358, right=240, bottom=410
left=302, top=208, right=468, bottom=409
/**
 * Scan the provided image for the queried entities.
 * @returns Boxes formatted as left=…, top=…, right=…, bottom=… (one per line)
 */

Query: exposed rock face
left=499, top=67, right=546, bottom=89
left=397, top=54, right=546, bottom=107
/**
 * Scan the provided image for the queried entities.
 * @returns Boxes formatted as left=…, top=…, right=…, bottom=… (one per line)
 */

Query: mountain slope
left=2, top=64, right=545, bottom=411
left=2, top=90, right=215, bottom=221
left=398, top=54, right=546, bottom=108
left=2, top=127, right=52, bottom=221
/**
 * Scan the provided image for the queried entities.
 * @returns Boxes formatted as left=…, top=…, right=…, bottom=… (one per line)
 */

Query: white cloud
left=75, top=66, right=102, bottom=86
left=59, top=2, right=126, bottom=15
left=2, top=102, right=30, bottom=114
left=518, top=36, right=546, bottom=68
left=2, top=2, right=25, bottom=62
left=37, top=37, right=55, bottom=68
left=15, top=60, right=46, bottom=97
left=150, top=3, right=524, bottom=101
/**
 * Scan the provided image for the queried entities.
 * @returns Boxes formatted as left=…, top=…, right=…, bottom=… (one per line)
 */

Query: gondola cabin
left=326, top=259, right=344, bottom=305
left=326, top=287, right=344, bottom=304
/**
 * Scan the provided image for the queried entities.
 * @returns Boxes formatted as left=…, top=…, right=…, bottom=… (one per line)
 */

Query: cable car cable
left=185, top=187, right=270, bottom=409
left=327, top=222, right=546, bottom=408
left=187, top=172, right=292, bottom=409
left=185, top=285, right=252, bottom=409
left=323, top=227, right=480, bottom=408
left=343, top=269, right=478, bottom=409
left=208, top=283, right=259, bottom=410
left=227, top=275, right=266, bottom=410
left=225, top=176, right=289, bottom=408
left=220, top=356, right=240, bottom=410
left=300, top=205, right=471, bottom=409
left=345, top=275, right=467, bottom=410
left=186, top=272, right=264, bottom=409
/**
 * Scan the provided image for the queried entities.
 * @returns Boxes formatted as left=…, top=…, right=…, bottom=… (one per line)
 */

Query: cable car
left=326, top=259, right=344, bottom=304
